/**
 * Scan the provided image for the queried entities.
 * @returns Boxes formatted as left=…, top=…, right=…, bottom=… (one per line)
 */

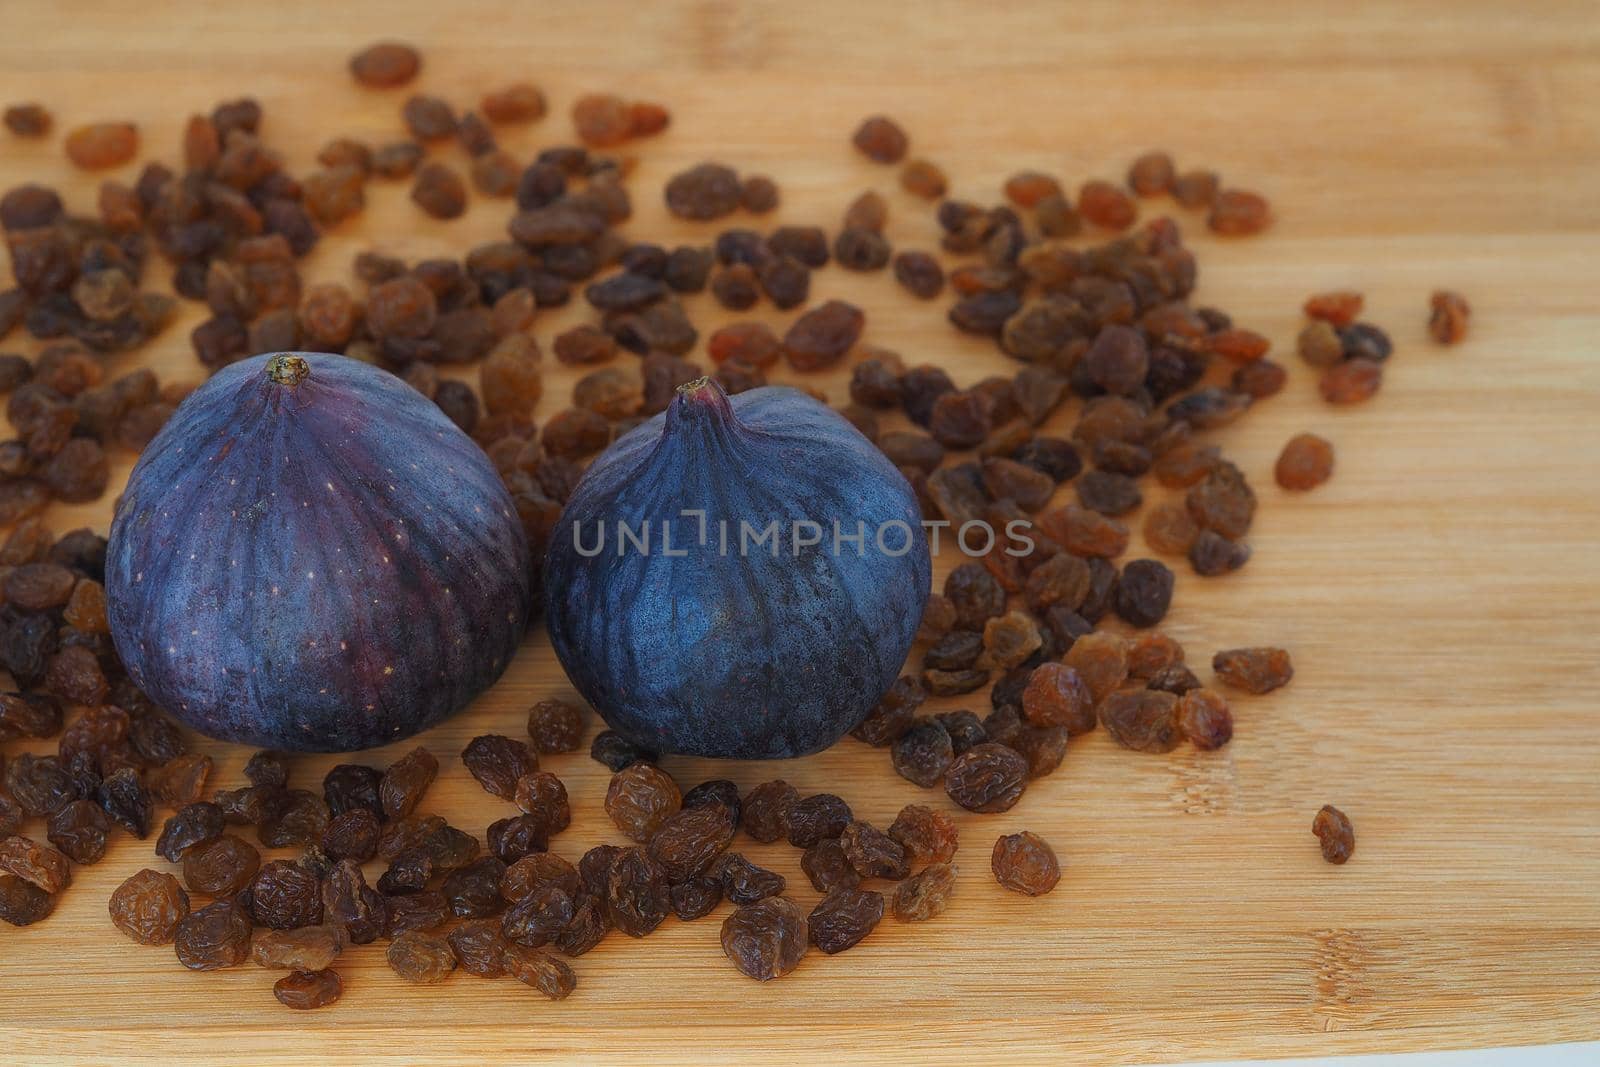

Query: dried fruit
left=605, top=763, right=681, bottom=842
left=107, top=355, right=531, bottom=752
left=800, top=838, right=859, bottom=893
left=274, top=969, right=343, bottom=1010
left=1212, top=647, right=1294, bottom=694
left=717, top=853, right=786, bottom=905
left=604, top=846, right=669, bottom=937
left=1304, top=291, right=1363, bottom=326
left=0, top=835, right=71, bottom=893
left=0, top=874, right=55, bottom=926
left=1113, top=559, right=1175, bottom=628
left=944, top=743, right=1027, bottom=813
left=1208, top=189, right=1271, bottom=235
left=252, top=925, right=343, bottom=971
left=1313, top=805, right=1355, bottom=864
left=109, top=869, right=190, bottom=945
left=1275, top=433, right=1335, bottom=490
left=892, top=861, right=955, bottom=922
left=1063, top=631, right=1129, bottom=704
left=1319, top=358, right=1383, bottom=404
left=174, top=901, right=253, bottom=970
left=350, top=42, right=421, bottom=88
left=664, top=163, right=741, bottom=221
left=740, top=780, right=797, bottom=843
left=647, top=803, right=735, bottom=881
left=183, top=834, right=260, bottom=898
left=381, top=747, right=439, bottom=819
left=1021, top=663, right=1095, bottom=734
left=1099, top=690, right=1180, bottom=752
left=809, top=887, right=884, bottom=955
left=888, top=804, right=959, bottom=866
left=48, top=799, right=111, bottom=864
left=1176, top=688, right=1233, bottom=750
left=387, top=930, right=458, bottom=983
left=504, top=944, right=577, bottom=998
left=1428, top=290, right=1470, bottom=344
left=65, top=123, right=139, bottom=170
left=891, top=719, right=954, bottom=788
left=991, top=831, right=1060, bottom=895
left=722, top=896, right=808, bottom=980
left=852, top=116, right=908, bottom=163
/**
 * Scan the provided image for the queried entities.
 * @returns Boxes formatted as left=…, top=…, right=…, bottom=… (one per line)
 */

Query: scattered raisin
left=722, top=896, right=809, bottom=980
left=1428, top=290, right=1470, bottom=344
left=109, top=868, right=190, bottom=945
left=1212, top=647, right=1294, bottom=694
left=1312, top=805, right=1355, bottom=864
left=892, top=862, right=956, bottom=922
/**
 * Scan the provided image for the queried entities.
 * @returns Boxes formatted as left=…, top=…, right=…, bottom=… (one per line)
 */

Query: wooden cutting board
left=1, top=1, right=1597, bottom=1062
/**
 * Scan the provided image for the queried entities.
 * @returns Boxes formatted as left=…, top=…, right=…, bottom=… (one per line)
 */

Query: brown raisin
left=605, top=762, right=680, bottom=842
left=174, top=901, right=253, bottom=970
left=1099, top=690, right=1180, bottom=752
left=65, top=123, right=138, bottom=170
left=852, top=116, right=908, bottom=163
left=664, top=162, right=741, bottom=221
left=1428, top=290, right=1470, bottom=344
left=1127, top=151, right=1176, bottom=196
left=461, top=734, right=536, bottom=800
left=809, top=887, right=883, bottom=955
left=1313, top=805, right=1355, bottom=864
left=350, top=41, right=420, bottom=87
left=410, top=162, right=467, bottom=220
left=900, top=158, right=947, bottom=199
left=783, top=299, right=864, bottom=372
left=1212, top=647, right=1294, bottom=694
left=274, top=969, right=343, bottom=1010
left=1304, top=290, right=1363, bottom=327
left=1275, top=433, right=1335, bottom=490
left=892, top=862, right=956, bottom=922
left=893, top=251, right=945, bottom=300
left=784, top=793, right=853, bottom=848
left=647, top=803, right=736, bottom=882
left=738, top=780, right=797, bottom=844
left=887, top=805, right=958, bottom=866
left=1078, top=180, right=1136, bottom=230
left=945, top=743, right=1027, bottom=813
left=991, top=831, right=1060, bottom=895
left=0, top=835, right=71, bottom=893
left=380, top=747, right=438, bottom=819
left=1319, top=358, right=1383, bottom=404
left=1176, top=688, right=1233, bottom=749
left=722, top=896, right=808, bottom=980
left=891, top=719, right=954, bottom=788
left=800, top=838, right=860, bottom=893
left=1021, top=663, right=1094, bottom=734
left=109, top=868, right=190, bottom=944
left=1208, top=189, right=1271, bottom=235
left=46, top=799, right=110, bottom=865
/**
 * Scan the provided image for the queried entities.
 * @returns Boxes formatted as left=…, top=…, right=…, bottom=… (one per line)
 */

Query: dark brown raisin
left=945, top=742, right=1028, bottom=813
left=839, top=821, right=908, bottom=880
left=461, top=734, right=536, bottom=800
left=248, top=860, right=325, bottom=930
left=800, top=838, right=860, bottom=893
left=590, top=729, right=657, bottom=772
left=664, top=163, right=741, bottom=221
left=1176, top=688, right=1234, bottom=750
left=380, top=747, right=438, bottom=819
left=604, top=846, right=669, bottom=937
left=783, top=299, right=864, bottom=372
left=722, top=896, right=808, bottom=980
left=1208, top=189, right=1272, bottom=235
left=47, top=799, right=111, bottom=865
left=174, top=900, right=252, bottom=970
left=809, top=887, right=883, bottom=955
left=783, top=793, right=853, bottom=848
left=740, top=781, right=797, bottom=843
left=1275, top=433, right=1334, bottom=490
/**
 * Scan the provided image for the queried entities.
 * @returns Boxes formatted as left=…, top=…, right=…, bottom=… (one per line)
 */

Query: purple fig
left=107, top=352, right=530, bottom=752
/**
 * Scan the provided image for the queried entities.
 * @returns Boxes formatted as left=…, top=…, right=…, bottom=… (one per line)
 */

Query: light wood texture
left=2, top=1, right=1598, bottom=1063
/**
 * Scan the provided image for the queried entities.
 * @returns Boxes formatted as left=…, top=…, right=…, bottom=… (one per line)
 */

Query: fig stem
left=265, top=353, right=311, bottom=386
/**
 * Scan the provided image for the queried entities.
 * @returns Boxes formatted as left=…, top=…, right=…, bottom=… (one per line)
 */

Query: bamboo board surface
left=0, top=1, right=1598, bottom=1063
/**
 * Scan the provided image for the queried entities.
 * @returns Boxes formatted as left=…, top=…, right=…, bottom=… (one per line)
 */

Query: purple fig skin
left=544, top=378, right=930, bottom=759
left=106, top=352, right=531, bottom=753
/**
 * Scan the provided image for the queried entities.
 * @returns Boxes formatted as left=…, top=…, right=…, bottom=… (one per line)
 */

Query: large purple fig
left=107, top=352, right=531, bottom=752
left=544, top=378, right=930, bottom=759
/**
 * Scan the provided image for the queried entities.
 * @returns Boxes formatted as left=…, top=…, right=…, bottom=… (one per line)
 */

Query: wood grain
left=1, top=1, right=1598, bottom=1062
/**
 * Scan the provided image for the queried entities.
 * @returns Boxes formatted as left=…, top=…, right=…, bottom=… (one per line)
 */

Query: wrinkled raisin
left=1313, top=805, right=1355, bottom=864
left=991, top=831, right=1060, bottom=895
left=109, top=868, right=190, bottom=944
left=892, top=862, right=955, bottom=922
left=1099, top=690, right=1180, bottom=752
left=722, top=896, right=808, bottom=980
left=945, top=743, right=1027, bottom=813
left=1212, top=647, right=1293, bottom=694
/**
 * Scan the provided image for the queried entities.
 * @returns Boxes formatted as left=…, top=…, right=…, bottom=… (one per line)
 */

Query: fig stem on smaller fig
left=265, top=353, right=311, bottom=386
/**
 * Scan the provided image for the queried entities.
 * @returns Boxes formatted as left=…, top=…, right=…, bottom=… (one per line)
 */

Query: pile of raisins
left=0, top=40, right=1415, bottom=998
